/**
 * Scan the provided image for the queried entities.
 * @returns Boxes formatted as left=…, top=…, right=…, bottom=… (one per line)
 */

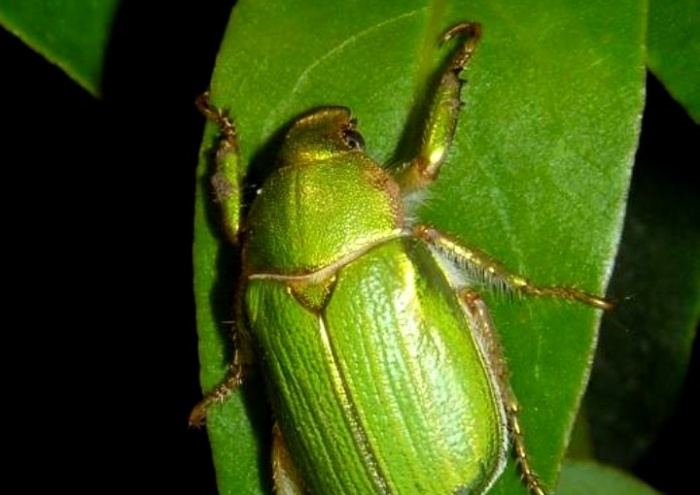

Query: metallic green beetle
left=193, top=22, right=611, bottom=495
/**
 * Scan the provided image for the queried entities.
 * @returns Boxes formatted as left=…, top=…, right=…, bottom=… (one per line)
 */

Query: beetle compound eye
left=342, top=129, right=365, bottom=151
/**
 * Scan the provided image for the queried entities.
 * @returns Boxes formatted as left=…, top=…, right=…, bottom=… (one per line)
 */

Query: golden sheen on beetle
left=192, top=22, right=612, bottom=495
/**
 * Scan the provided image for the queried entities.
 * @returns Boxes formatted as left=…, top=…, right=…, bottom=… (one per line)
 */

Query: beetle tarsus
left=188, top=367, right=245, bottom=427
left=440, top=22, right=482, bottom=72
left=509, top=403, right=550, bottom=495
left=196, top=92, right=238, bottom=141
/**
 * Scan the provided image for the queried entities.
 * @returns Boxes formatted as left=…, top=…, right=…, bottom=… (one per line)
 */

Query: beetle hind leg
left=272, top=423, right=306, bottom=495
left=460, top=289, right=549, bottom=495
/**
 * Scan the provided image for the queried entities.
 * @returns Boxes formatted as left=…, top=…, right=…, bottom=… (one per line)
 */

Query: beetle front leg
left=396, top=22, right=481, bottom=193
left=416, top=225, right=613, bottom=310
left=197, top=92, right=244, bottom=244
left=459, top=289, right=548, bottom=495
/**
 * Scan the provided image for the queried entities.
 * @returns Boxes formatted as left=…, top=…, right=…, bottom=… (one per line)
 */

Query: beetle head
left=279, top=107, right=365, bottom=166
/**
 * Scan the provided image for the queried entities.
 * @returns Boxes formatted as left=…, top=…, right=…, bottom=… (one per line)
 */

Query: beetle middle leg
left=189, top=279, right=255, bottom=426
left=415, top=225, right=613, bottom=310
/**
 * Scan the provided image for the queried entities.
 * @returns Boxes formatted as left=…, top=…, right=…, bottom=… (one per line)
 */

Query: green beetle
left=192, top=22, right=610, bottom=495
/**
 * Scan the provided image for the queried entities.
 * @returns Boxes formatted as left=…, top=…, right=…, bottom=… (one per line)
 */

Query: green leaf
left=557, top=460, right=661, bottom=495
left=194, top=1, right=644, bottom=494
left=647, top=0, right=700, bottom=123
left=0, top=0, right=122, bottom=97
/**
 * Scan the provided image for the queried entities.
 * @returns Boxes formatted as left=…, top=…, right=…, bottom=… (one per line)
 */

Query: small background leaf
left=0, top=0, right=122, bottom=96
left=558, top=460, right=661, bottom=495
left=194, top=1, right=644, bottom=494
left=647, top=0, right=700, bottom=123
